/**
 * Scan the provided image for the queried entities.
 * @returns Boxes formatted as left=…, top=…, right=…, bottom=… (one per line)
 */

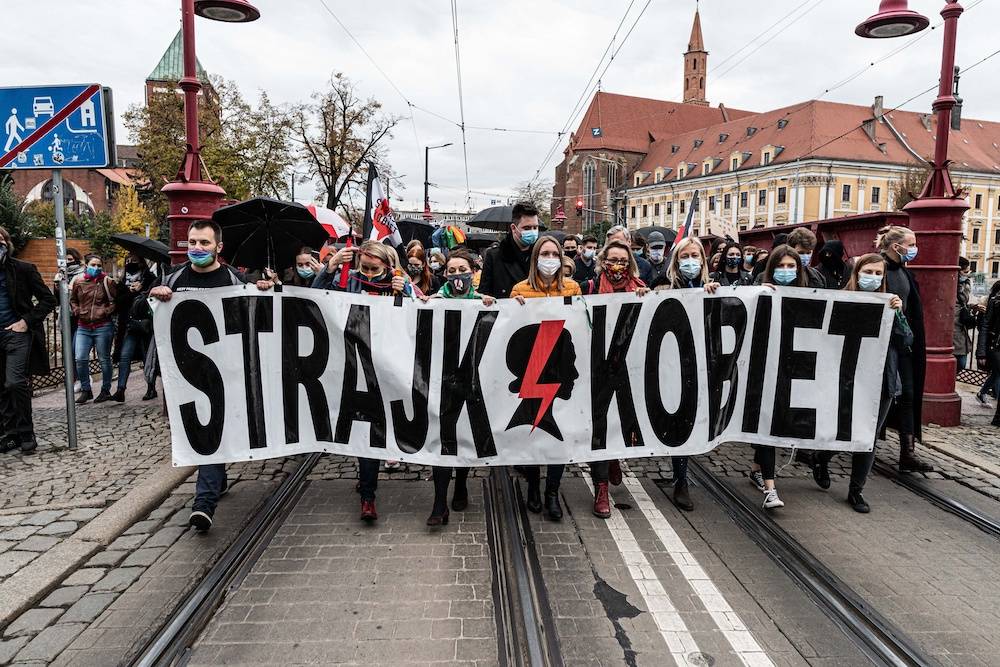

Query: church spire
left=683, top=5, right=709, bottom=106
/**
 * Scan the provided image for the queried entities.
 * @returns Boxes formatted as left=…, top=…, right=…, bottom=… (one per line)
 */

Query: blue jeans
left=193, top=464, right=228, bottom=516
left=117, top=332, right=147, bottom=391
left=75, top=322, right=114, bottom=393
left=955, top=354, right=968, bottom=370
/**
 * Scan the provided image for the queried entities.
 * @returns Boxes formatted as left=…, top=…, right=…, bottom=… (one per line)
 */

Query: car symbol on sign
left=33, top=97, right=55, bottom=117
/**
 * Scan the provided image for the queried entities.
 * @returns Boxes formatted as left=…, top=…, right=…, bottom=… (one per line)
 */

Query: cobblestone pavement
left=188, top=480, right=497, bottom=666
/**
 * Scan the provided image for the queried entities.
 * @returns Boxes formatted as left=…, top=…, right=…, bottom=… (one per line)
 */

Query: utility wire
left=450, top=0, right=472, bottom=209
left=713, top=0, right=827, bottom=80
left=710, top=0, right=815, bottom=72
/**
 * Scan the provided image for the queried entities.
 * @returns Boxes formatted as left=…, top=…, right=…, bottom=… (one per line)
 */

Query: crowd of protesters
left=2, top=199, right=998, bottom=533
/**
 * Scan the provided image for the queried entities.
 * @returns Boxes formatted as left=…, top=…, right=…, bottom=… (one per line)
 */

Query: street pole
left=423, top=146, right=430, bottom=221
left=51, top=170, right=77, bottom=449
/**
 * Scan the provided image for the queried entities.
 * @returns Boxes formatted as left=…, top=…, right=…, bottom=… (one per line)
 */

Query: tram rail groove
left=680, top=462, right=938, bottom=667
left=486, top=467, right=565, bottom=667
left=132, top=452, right=322, bottom=667
left=872, top=459, right=1000, bottom=540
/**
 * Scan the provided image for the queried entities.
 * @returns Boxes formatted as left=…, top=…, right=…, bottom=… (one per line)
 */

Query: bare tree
left=294, top=73, right=399, bottom=217
left=514, top=179, right=553, bottom=222
left=889, top=161, right=965, bottom=210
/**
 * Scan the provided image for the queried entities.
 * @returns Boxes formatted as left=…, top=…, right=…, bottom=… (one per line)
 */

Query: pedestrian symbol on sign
left=4, top=108, right=23, bottom=152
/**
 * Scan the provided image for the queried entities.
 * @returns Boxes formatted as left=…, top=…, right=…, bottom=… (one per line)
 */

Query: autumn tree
left=293, top=73, right=398, bottom=219
left=889, top=161, right=965, bottom=210
left=111, top=185, right=156, bottom=250
left=514, top=179, right=553, bottom=223
left=124, top=77, right=294, bottom=221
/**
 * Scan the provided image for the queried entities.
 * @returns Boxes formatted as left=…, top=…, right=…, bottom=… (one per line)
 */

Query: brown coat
left=70, top=275, right=117, bottom=325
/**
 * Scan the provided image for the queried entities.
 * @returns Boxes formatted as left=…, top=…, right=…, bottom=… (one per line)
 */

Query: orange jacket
left=509, top=278, right=582, bottom=299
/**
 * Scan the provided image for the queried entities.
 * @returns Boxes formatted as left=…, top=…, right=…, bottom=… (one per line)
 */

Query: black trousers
left=523, top=465, right=565, bottom=493
left=0, top=331, right=33, bottom=438
left=431, top=467, right=469, bottom=508
left=753, top=446, right=776, bottom=480
left=358, top=457, right=380, bottom=501
left=816, top=450, right=876, bottom=493
left=895, top=349, right=916, bottom=437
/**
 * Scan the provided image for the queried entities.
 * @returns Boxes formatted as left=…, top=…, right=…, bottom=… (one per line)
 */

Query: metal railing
left=30, top=311, right=104, bottom=391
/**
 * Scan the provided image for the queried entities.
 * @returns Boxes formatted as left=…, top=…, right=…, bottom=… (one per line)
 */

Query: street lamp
left=424, top=143, right=452, bottom=221
left=162, top=0, right=260, bottom=263
left=857, top=0, right=968, bottom=426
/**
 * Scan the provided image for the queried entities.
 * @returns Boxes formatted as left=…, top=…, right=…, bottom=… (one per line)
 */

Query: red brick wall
left=17, top=238, right=94, bottom=282
left=8, top=170, right=112, bottom=214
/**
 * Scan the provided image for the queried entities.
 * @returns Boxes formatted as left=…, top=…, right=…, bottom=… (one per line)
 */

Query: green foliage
left=124, top=77, right=295, bottom=222
left=0, top=175, right=32, bottom=252
left=583, top=219, right=614, bottom=239
left=111, top=185, right=156, bottom=257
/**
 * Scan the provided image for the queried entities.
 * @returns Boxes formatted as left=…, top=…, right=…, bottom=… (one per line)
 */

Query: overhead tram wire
left=528, top=0, right=653, bottom=185
left=710, top=0, right=816, bottom=73
left=450, top=0, right=472, bottom=210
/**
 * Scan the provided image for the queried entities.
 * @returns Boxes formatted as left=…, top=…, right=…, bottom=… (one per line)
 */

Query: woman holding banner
left=511, top=235, right=581, bottom=520
left=877, top=226, right=935, bottom=473
left=811, top=253, right=902, bottom=512
left=579, top=240, right=649, bottom=518
left=421, top=249, right=495, bottom=526
left=327, top=240, right=414, bottom=522
left=653, top=238, right=720, bottom=511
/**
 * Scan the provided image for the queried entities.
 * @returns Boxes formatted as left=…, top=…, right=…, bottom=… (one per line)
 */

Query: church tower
left=682, top=7, right=708, bottom=106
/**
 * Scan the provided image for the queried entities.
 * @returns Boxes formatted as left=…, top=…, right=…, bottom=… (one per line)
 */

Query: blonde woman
left=511, top=235, right=580, bottom=520
left=654, top=237, right=719, bottom=511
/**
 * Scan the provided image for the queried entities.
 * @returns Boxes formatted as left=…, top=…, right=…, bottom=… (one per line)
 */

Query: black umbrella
left=110, top=234, right=170, bottom=265
left=461, top=232, right=502, bottom=252
left=634, top=226, right=678, bottom=244
left=396, top=218, right=435, bottom=248
left=212, top=197, right=329, bottom=271
left=467, top=205, right=512, bottom=232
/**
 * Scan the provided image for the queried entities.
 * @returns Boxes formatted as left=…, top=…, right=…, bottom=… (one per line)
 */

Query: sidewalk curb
left=922, top=439, right=1000, bottom=480
left=0, top=463, right=195, bottom=629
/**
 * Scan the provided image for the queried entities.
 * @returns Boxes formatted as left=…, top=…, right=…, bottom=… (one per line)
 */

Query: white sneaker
left=749, top=470, right=766, bottom=493
left=762, top=489, right=784, bottom=509
left=384, top=460, right=401, bottom=470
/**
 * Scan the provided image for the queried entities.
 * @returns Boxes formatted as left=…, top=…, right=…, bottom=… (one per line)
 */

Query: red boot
left=593, top=482, right=611, bottom=519
left=609, top=460, right=623, bottom=486
left=360, top=499, right=378, bottom=522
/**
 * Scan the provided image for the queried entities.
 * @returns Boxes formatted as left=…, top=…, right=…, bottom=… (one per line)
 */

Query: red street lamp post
left=162, top=0, right=260, bottom=263
left=857, top=1, right=968, bottom=426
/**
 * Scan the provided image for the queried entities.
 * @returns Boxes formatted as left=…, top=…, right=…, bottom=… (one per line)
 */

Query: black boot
left=75, top=390, right=93, bottom=404
left=525, top=484, right=542, bottom=513
left=93, top=390, right=112, bottom=404
left=111, top=388, right=126, bottom=403
left=812, top=461, right=831, bottom=489
left=544, top=489, right=562, bottom=521
left=673, top=480, right=694, bottom=511
left=898, top=434, right=934, bottom=473
left=0, top=434, right=19, bottom=453
left=142, top=385, right=158, bottom=401
left=20, top=435, right=37, bottom=455
left=451, top=485, right=468, bottom=512
left=848, top=489, right=870, bottom=513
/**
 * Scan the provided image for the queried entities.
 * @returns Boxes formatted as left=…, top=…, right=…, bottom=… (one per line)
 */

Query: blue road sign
left=0, top=84, right=114, bottom=170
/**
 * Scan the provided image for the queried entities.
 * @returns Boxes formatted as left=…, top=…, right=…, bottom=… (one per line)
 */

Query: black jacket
left=711, top=269, right=752, bottom=286
left=4, top=257, right=57, bottom=375
left=977, top=282, right=1000, bottom=367
left=479, top=234, right=531, bottom=299
left=884, top=256, right=926, bottom=441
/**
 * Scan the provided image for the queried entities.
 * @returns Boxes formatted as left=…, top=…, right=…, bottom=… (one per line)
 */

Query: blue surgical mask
left=679, top=258, right=702, bottom=280
left=858, top=274, right=883, bottom=291
left=296, top=267, right=315, bottom=279
left=902, top=245, right=918, bottom=262
left=649, top=249, right=664, bottom=263
left=798, top=253, right=812, bottom=266
left=85, top=266, right=101, bottom=278
left=583, top=248, right=596, bottom=260
left=773, top=268, right=797, bottom=285
left=519, top=229, right=539, bottom=246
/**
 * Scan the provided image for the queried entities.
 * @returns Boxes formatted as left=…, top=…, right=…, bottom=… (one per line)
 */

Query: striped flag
left=363, top=162, right=402, bottom=246
left=670, top=189, right=700, bottom=252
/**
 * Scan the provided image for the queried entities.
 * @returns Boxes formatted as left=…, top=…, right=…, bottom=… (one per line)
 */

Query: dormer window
left=719, top=133, right=729, bottom=143
left=702, top=163, right=711, bottom=176
left=746, top=127, right=758, bottom=137
left=671, top=144, right=680, bottom=154
left=677, top=163, right=687, bottom=179
left=777, top=119, right=789, bottom=130
left=762, top=152, right=772, bottom=165
left=694, top=139, right=703, bottom=148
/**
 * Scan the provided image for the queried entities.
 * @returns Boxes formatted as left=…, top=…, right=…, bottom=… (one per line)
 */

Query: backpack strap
left=102, top=276, right=113, bottom=304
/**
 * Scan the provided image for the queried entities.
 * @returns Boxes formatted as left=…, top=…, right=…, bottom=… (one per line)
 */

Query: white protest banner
left=154, top=286, right=894, bottom=467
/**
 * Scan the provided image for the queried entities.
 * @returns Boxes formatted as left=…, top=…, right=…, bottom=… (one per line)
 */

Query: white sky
left=3, top=0, right=998, bottom=213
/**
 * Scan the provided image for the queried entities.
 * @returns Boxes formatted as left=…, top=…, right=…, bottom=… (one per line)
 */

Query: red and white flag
left=363, top=163, right=402, bottom=246
left=670, top=190, right=700, bottom=252
left=306, top=204, right=352, bottom=240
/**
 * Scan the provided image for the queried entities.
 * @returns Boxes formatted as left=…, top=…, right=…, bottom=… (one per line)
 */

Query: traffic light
left=575, top=199, right=583, bottom=216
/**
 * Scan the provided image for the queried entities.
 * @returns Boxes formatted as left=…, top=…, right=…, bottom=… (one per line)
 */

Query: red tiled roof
left=568, top=92, right=755, bottom=154
left=634, top=98, right=1000, bottom=183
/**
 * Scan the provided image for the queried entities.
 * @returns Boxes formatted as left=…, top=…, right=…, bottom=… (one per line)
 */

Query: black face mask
left=447, top=272, right=473, bottom=294
left=564, top=247, right=577, bottom=258
left=405, top=264, right=423, bottom=277
left=126, top=262, right=141, bottom=271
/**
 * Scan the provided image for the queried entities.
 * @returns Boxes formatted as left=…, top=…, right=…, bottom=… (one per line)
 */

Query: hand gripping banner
left=154, top=286, right=894, bottom=467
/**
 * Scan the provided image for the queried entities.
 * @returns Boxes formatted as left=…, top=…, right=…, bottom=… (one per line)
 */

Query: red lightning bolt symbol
left=519, top=320, right=566, bottom=432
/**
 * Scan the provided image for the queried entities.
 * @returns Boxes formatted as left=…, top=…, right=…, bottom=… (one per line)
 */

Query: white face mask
left=429, top=261, right=442, bottom=271
left=537, top=257, right=562, bottom=277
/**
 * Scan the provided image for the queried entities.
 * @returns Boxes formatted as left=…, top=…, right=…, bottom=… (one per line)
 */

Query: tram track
left=872, top=458, right=1000, bottom=540
left=132, top=458, right=561, bottom=667
left=676, top=461, right=939, bottom=667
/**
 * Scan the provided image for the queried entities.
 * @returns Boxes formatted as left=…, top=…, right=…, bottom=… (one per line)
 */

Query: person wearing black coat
left=878, top=226, right=934, bottom=471
left=111, top=253, right=158, bottom=403
left=710, top=240, right=752, bottom=286
left=976, top=281, right=1000, bottom=425
left=815, top=239, right=849, bottom=290
left=0, top=227, right=57, bottom=454
left=478, top=202, right=540, bottom=298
